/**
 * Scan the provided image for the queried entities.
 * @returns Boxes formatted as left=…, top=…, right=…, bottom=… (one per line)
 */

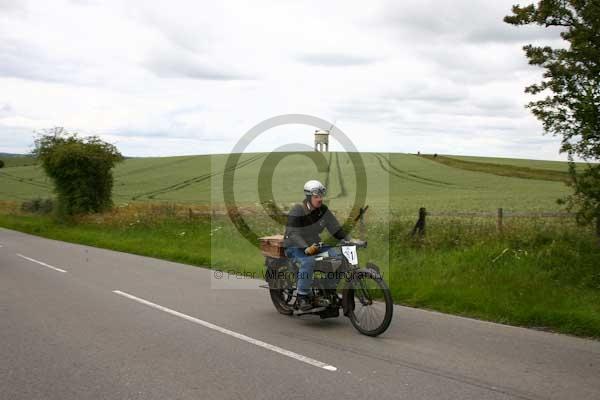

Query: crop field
left=448, top=154, right=589, bottom=172
left=0, top=152, right=573, bottom=216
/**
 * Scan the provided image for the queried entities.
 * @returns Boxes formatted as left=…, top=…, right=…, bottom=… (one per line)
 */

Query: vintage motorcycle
left=262, top=239, right=393, bottom=337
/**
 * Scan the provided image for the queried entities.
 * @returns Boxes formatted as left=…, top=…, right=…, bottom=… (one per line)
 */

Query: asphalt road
left=1, top=227, right=599, bottom=400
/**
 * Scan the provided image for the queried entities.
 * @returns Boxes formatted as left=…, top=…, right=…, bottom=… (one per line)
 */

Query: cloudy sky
left=0, top=0, right=569, bottom=160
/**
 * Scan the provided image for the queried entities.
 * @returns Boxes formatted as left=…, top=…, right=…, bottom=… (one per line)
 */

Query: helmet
left=304, top=180, right=327, bottom=197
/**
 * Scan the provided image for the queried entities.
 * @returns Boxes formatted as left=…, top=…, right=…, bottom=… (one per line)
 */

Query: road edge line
left=112, top=290, right=337, bottom=372
left=16, top=253, right=67, bottom=273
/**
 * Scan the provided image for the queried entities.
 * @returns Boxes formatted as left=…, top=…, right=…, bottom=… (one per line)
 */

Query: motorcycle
left=263, top=239, right=393, bottom=337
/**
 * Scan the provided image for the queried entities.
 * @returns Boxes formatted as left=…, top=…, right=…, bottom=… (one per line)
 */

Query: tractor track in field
left=323, top=152, right=333, bottom=189
left=130, top=153, right=266, bottom=200
left=329, top=152, right=347, bottom=199
left=373, top=153, right=453, bottom=187
left=114, top=156, right=200, bottom=180
left=0, top=171, right=52, bottom=189
left=335, top=152, right=348, bottom=198
left=0, top=190, right=39, bottom=200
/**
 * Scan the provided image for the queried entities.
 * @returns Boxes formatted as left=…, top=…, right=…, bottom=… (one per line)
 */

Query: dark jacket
left=283, top=198, right=348, bottom=249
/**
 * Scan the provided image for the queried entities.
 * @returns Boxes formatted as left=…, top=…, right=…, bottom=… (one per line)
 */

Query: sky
left=0, top=0, right=571, bottom=160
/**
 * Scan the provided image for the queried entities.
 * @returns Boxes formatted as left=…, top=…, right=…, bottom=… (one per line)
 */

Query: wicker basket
left=259, top=234, right=286, bottom=258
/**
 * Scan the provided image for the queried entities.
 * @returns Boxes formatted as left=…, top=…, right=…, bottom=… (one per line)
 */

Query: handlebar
left=312, top=239, right=367, bottom=251
left=339, top=238, right=367, bottom=248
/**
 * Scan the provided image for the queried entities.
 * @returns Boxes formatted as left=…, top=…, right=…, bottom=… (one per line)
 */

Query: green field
left=0, top=152, right=573, bottom=215
left=448, top=154, right=590, bottom=172
left=0, top=153, right=37, bottom=168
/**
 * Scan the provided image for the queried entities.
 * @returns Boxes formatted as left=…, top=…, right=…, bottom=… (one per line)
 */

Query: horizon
left=1, top=149, right=592, bottom=165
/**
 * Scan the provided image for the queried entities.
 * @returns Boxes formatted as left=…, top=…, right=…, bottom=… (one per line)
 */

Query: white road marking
left=113, top=290, right=337, bottom=372
left=16, top=254, right=67, bottom=273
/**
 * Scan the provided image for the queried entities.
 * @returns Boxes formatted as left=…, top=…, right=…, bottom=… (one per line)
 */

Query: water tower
left=314, top=129, right=329, bottom=152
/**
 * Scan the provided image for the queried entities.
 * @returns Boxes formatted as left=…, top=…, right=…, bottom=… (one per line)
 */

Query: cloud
left=0, top=0, right=25, bottom=12
left=0, top=38, right=80, bottom=83
left=375, top=0, right=565, bottom=86
left=466, top=24, right=564, bottom=44
left=143, top=50, right=247, bottom=81
left=0, top=103, right=13, bottom=117
left=0, top=124, right=36, bottom=153
left=334, top=99, right=398, bottom=121
left=126, top=3, right=214, bottom=54
left=297, top=53, right=378, bottom=67
left=384, top=80, right=469, bottom=103
left=380, top=0, right=563, bottom=44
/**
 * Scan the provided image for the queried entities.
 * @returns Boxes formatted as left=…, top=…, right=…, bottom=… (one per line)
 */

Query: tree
left=0, top=159, right=4, bottom=168
left=33, top=127, right=123, bottom=216
left=505, top=0, right=600, bottom=242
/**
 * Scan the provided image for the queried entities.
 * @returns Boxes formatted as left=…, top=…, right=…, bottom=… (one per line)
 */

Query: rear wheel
left=268, top=266, right=295, bottom=315
left=346, top=268, right=393, bottom=336
left=269, top=288, right=294, bottom=315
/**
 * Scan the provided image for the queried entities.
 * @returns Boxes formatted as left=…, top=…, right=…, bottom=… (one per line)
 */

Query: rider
left=283, top=180, right=350, bottom=311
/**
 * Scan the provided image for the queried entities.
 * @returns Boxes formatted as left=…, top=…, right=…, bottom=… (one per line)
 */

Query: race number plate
left=341, top=245, right=358, bottom=265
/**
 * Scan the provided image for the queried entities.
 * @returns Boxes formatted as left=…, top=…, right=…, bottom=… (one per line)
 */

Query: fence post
left=411, top=207, right=426, bottom=237
left=497, top=208, right=503, bottom=233
left=188, top=208, right=193, bottom=220
left=359, top=205, right=368, bottom=241
left=596, top=214, right=600, bottom=247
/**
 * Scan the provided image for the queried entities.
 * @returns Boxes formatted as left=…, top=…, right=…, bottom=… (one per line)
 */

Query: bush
left=0, top=159, right=4, bottom=168
left=33, top=127, right=123, bottom=216
left=21, top=198, right=54, bottom=214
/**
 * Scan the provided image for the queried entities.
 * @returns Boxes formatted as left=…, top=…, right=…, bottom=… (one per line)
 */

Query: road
left=1, top=227, right=599, bottom=400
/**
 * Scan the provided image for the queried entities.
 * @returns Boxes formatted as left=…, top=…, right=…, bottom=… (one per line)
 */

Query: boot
left=297, top=294, right=313, bottom=311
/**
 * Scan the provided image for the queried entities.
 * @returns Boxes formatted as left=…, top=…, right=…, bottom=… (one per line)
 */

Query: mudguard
left=366, top=262, right=382, bottom=278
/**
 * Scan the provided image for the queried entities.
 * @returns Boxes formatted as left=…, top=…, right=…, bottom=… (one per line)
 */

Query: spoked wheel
left=268, top=267, right=295, bottom=315
left=346, top=268, right=393, bottom=336
left=269, top=287, right=295, bottom=315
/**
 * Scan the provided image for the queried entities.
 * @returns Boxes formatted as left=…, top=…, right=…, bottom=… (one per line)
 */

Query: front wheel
left=345, top=268, right=393, bottom=336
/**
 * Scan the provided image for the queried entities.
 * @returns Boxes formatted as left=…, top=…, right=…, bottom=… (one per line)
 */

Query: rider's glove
left=304, top=243, right=319, bottom=256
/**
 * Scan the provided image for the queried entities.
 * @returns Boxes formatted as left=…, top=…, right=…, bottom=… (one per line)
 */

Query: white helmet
left=304, top=180, right=327, bottom=197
